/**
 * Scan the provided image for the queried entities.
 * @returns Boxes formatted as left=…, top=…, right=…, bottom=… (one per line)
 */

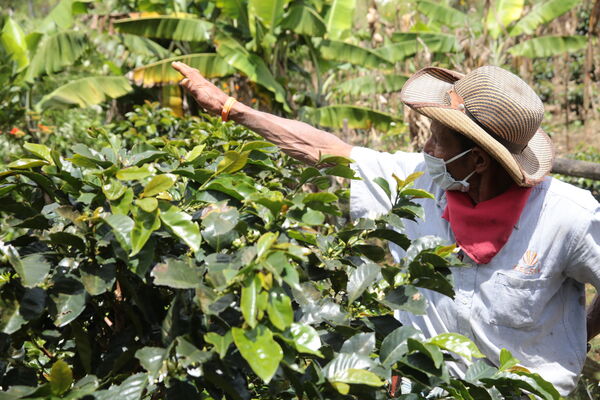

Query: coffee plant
left=0, top=103, right=560, bottom=399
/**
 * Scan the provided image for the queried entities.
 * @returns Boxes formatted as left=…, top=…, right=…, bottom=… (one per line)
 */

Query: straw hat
left=400, top=65, right=554, bottom=187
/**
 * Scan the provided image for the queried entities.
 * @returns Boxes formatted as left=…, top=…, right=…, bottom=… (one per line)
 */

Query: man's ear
left=470, top=147, right=492, bottom=173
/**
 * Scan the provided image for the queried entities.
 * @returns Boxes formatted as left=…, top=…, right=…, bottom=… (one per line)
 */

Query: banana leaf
left=333, top=74, right=409, bottom=96
left=507, top=35, right=587, bottom=58
left=281, top=2, right=327, bottom=37
left=120, top=34, right=170, bottom=58
left=486, top=0, right=525, bottom=39
left=25, top=31, right=88, bottom=81
left=36, top=76, right=133, bottom=110
left=129, top=54, right=235, bottom=87
left=248, top=0, right=289, bottom=30
left=417, top=0, right=467, bottom=28
left=378, top=33, right=459, bottom=63
left=325, top=0, right=356, bottom=40
left=509, top=0, right=581, bottom=36
left=162, top=85, right=183, bottom=117
left=215, top=35, right=290, bottom=111
left=320, top=40, right=393, bottom=69
left=114, top=15, right=214, bottom=42
left=0, top=17, right=29, bottom=72
left=304, top=105, right=400, bottom=131
left=39, top=0, right=91, bottom=33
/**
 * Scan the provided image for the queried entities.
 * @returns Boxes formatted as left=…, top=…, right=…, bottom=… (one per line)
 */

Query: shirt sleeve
left=565, top=204, right=600, bottom=291
left=349, top=147, right=424, bottom=220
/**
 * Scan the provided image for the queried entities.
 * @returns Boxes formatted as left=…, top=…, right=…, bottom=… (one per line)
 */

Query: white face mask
left=423, top=148, right=476, bottom=192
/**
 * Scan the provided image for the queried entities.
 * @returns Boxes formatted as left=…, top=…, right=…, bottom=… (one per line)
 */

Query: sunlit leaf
left=115, top=15, right=213, bottom=42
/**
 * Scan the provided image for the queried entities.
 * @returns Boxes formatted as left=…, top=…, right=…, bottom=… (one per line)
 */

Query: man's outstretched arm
left=172, top=61, right=353, bottom=164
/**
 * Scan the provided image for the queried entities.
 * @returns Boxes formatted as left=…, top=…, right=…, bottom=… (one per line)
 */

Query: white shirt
left=350, top=147, right=600, bottom=396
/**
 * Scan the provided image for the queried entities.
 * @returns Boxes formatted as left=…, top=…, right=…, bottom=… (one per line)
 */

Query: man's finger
left=179, top=78, right=190, bottom=88
left=171, top=61, right=194, bottom=76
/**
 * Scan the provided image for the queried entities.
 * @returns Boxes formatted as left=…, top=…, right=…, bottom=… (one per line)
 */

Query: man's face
left=423, top=120, right=473, bottom=181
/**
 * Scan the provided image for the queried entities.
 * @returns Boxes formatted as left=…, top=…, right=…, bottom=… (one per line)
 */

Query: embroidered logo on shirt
left=513, top=250, right=541, bottom=275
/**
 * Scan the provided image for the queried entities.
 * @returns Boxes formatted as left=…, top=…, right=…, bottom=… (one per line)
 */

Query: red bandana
left=442, top=185, right=533, bottom=264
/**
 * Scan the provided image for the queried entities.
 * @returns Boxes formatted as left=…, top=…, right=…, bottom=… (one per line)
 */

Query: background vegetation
left=0, top=0, right=599, bottom=398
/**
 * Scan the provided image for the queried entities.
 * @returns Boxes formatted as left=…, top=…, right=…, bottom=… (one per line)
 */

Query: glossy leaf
left=142, top=174, right=177, bottom=197
left=49, top=360, right=73, bottom=395
left=380, top=326, right=423, bottom=367
left=23, top=143, right=53, bottom=163
left=151, top=258, right=202, bottom=289
left=340, top=332, right=375, bottom=356
left=0, top=244, right=51, bottom=288
left=116, top=165, right=153, bottom=181
left=216, top=151, right=249, bottom=174
left=428, top=333, right=485, bottom=361
left=135, top=197, right=158, bottom=213
left=232, top=325, right=283, bottom=383
left=267, top=289, right=293, bottom=330
left=135, top=347, right=168, bottom=381
left=1, top=17, right=29, bottom=71
left=8, top=158, right=49, bottom=169
left=130, top=209, right=161, bottom=256
left=160, top=209, right=201, bottom=252
left=241, top=276, right=260, bottom=328
left=52, top=289, right=86, bottom=327
left=205, top=331, right=233, bottom=359
left=347, top=262, right=380, bottom=303
left=281, top=3, right=326, bottom=36
left=289, top=323, right=323, bottom=356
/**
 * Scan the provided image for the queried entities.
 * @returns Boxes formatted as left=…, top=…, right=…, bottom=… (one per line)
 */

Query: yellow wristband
left=221, top=97, right=237, bottom=122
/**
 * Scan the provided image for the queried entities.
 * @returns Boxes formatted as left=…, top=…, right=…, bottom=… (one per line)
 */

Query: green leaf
left=8, top=158, right=49, bottom=169
left=175, top=337, right=212, bottom=368
left=216, top=151, right=249, bottom=174
left=215, top=35, right=290, bottom=111
left=205, top=331, right=233, bottom=359
left=24, top=143, right=53, bottom=163
left=379, top=33, right=460, bottom=62
left=417, top=0, right=467, bottom=28
left=507, top=35, right=587, bottom=58
left=104, top=214, right=134, bottom=251
left=142, top=174, right=177, bottom=197
left=184, top=144, right=206, bottom=163
left=102, top=179, right=127, bottom=201
left=160, top=209, right=201, bottom=252
left=289, top=323, right=323, bottom=356
left=135, top=197, right=158, bottom=213
left=428, top=333, right=485, bottom=361
left=120, top=33, right=169, bottom=58
left=232, top=325, right=283, bottom=383
left=0, top=244, right=50, bottom=288
left=401, top=188, right=434, bottom=199
left=281, top=3, right=326, bottom=36
left=93, top=373, right=148, bottom=400
left=114, top=15, right=214, bottom=41
left=116, top=165, right=153, bottom=180
left=249, top=0, right=288, bottom=30
left=347, top=262, right=380, bottom=303
left=241, top=276, right=260, bottom=328
left=130, top=53, right=234, bottom=87
left=256, top=231, right=278, bottom=258
left=135, top=347, right=168, bottom=381
left=407, top=338, right=444, bottom=369
left=335, top=73, right=409, bottom=96
left=40, top=0, right=89, bottom=32
left=305, top=105, right=399, bottom=131
left=325, top=0, right=356, bottom=40
left=267, top=289, right=293, bottom=331
left=340, top=332, right=375, bottom=356
left=26, top=31, right=87, bottom=80
left=1, top=17, right=29, bottom=72
left=319, top=40, right=393, bottom=69
left=486, top=0, right=525, bottom=39
left=49, top=360, right=73, bottom=395
left=330, top=368, right=384, bottom=389
left=201, top=206, right=239, bottom=250
left=499, top=348, right=520, bottom=370
left=510, top=0, right=581, bottom=36
left=380, top=326, right=423, bottom=367
left=382, top=285, right=427, bottom=315
left=52, top=289, right=87, bottom=327
left=37, top=76, right=133, bottom=110
left=303, top=192, right=338, bottom=204
left=80, top=263, right=116, bottom=296
left=130, top=209, right=161, bottom=256
left=0, top=184, right=17, bottom=197
left=151, top=258, right=202, bottom=289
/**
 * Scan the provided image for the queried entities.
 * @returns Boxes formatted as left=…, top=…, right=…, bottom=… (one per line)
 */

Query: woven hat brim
left=400, top=67, right=554, bottom=187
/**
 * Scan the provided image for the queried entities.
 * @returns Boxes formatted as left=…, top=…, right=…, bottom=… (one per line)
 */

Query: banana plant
left=112, top=0, right=402, bottom=132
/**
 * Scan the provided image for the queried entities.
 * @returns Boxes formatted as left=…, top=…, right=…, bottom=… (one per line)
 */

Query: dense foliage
left=0, top=104, right=562, bottom=399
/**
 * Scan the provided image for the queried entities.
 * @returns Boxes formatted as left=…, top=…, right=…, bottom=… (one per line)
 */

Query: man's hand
left=171, top=61, right=229, bottom=115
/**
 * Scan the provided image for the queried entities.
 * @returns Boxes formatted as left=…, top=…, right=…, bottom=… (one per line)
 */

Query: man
left=172, top=61, right=600, bottom=395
